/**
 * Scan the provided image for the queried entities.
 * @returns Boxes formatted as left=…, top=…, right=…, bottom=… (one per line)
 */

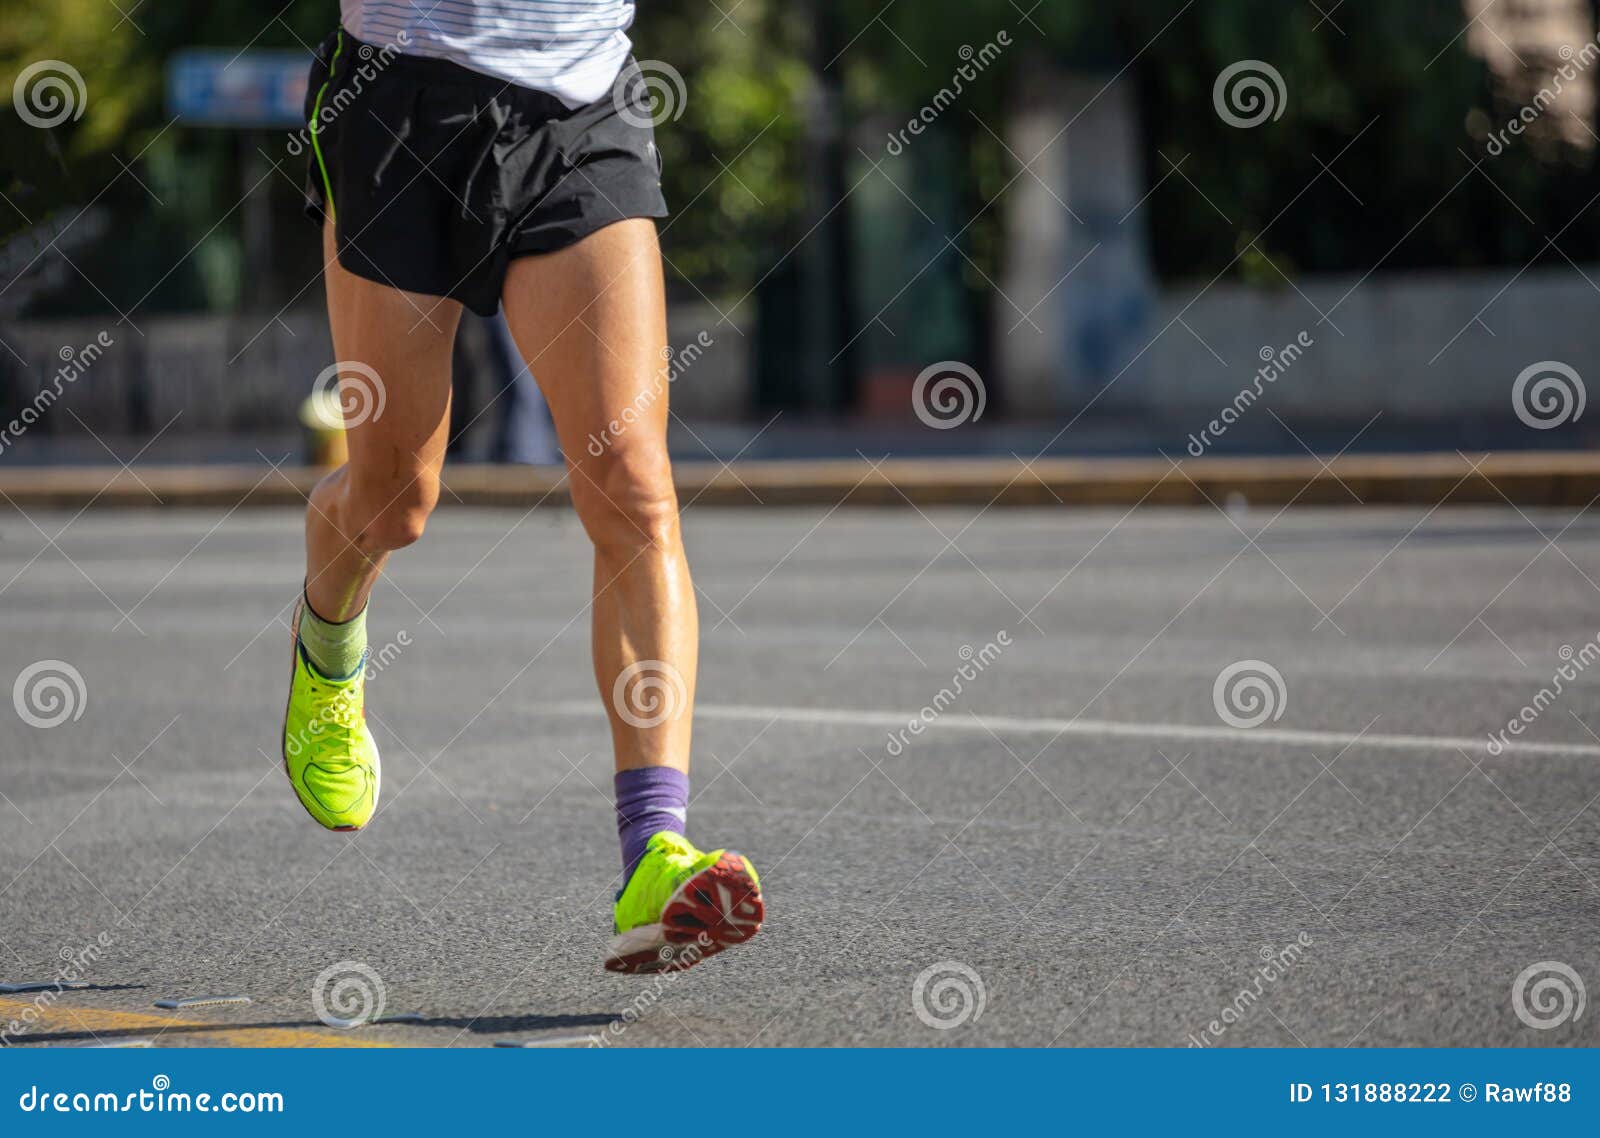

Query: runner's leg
left=504, top=219, right=760, bottom=971
left=305, top=220, right=461, bottom=622
left=499, top=219, right=696, bottom=779
left=281, top=223, right=458, bottom=831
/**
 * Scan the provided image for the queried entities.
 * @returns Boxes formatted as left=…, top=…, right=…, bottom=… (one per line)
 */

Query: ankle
left=298, top=592, right=369, bottom=681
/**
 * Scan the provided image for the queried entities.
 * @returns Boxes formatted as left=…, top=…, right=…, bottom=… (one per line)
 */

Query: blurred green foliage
left=4, top=0, right=1600, bottom=314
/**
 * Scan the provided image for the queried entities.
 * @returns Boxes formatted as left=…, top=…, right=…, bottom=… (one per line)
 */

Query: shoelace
left=304, top=679, right=365, bottom=741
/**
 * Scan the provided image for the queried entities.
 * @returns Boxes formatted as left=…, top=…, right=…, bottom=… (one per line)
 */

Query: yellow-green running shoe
left=605, top=831, right=763, bottom=974
left=280, top=600, right=379, bottom=832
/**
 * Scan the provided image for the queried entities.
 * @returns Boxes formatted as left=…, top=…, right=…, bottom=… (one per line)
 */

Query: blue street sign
left=165, top=49, right=309, bottom=128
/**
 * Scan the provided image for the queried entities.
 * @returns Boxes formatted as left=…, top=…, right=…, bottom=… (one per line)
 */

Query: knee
left=571, top=445, right=679, bottom=557
left=350, top=473, right=439, bottom=553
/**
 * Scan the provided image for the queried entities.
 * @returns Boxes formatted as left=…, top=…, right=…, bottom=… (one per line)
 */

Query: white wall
left=0, top=302, right=748, bottom=440
left=1130, top=265, right=1600, bottom=424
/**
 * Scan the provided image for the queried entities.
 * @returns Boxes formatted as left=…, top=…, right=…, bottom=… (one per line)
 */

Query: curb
left=0, top=452, right=1596, bottom=510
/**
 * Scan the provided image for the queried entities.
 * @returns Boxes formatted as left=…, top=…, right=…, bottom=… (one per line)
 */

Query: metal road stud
left=323, top=1011, right=425, bottom=1029
left=153, top=995, right=252, bottom=1009
left=493, top=1034, right=597, bottom=1048
left=369, top=1011, right=424, bottom=1025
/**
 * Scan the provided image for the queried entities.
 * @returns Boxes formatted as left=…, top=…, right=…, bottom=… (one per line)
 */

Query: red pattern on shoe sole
left=605, top=854, right=763, bottom=974
left=662, top=854, right=763, bottom=947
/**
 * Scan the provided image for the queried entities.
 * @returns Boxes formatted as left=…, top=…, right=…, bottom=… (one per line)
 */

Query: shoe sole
left=281, top=598, right=376, bottom=833
left=604, top=852, right=764, bottom=974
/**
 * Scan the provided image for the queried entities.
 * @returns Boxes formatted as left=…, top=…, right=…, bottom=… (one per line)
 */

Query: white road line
left=532, top=701, right=1600, bottom=759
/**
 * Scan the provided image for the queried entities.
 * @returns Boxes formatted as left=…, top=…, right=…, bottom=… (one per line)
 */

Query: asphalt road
left=0, top=503, right=1596, bottom=1047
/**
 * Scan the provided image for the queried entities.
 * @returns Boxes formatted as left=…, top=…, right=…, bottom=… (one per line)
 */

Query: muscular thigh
left=322, top=220, right=461, bottom=495
left=498, top=218, right=671, bottom=500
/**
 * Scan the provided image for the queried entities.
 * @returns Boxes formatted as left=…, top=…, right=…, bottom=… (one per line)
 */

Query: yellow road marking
left=0, top=996, right=387, bottom=1048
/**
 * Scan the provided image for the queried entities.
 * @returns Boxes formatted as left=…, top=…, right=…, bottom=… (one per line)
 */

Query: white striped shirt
left=340, top=0, right=635, bottom=106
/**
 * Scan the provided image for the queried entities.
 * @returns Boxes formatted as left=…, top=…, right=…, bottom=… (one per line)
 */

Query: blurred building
left=1466, top=0, right=1596, bottom=148
left=997, top=70, right=1152, bottom=420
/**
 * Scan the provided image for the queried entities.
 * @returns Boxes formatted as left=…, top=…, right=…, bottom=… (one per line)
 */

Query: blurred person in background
left=280, top=0, right=762, bottom=975
left=448, top=310, right=559, bottom=466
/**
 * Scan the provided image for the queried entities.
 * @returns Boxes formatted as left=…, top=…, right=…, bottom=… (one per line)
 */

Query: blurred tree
left=634, top=0, right=810, bottom=294
left=836, top=0, right=1600, bottom=283
left=1123, top=0, right=1600, bottom=280
left=4, top=0, right=1600, bottom=317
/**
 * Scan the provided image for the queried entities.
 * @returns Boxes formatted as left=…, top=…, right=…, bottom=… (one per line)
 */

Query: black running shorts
left=302, top=29, right=669, bottom=316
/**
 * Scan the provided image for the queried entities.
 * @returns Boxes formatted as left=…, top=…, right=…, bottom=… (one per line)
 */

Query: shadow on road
left=6, top=1011, right=620, bottom=1047
left=418, top=1012, right=618, bottom=1035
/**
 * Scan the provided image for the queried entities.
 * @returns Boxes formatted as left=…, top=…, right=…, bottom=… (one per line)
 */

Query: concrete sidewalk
left=1, top=451, right=1598, bottom=510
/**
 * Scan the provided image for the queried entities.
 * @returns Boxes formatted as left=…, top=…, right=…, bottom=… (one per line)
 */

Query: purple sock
left=615, top=766, right=689, bottom=876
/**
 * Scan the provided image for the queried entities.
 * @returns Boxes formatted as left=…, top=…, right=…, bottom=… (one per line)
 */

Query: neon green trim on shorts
left=309, top=30, right=345, bottom=225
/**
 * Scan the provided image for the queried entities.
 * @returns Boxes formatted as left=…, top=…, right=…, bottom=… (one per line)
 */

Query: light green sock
left=298, top=594, right=368, bottom=681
